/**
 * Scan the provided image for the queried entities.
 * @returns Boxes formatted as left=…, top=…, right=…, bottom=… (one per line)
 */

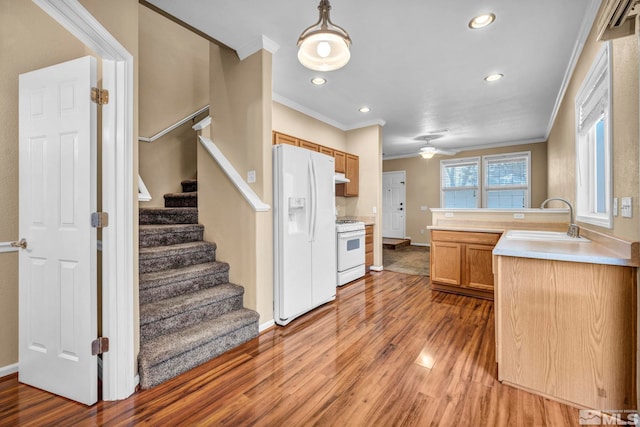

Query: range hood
left=334, top=173, right=350, bottom=183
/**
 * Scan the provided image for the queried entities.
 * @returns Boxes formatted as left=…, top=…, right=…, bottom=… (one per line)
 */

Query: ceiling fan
left=413, top=134, right=459, bottom=159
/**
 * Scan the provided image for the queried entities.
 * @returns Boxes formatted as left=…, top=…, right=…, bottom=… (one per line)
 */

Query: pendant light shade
left=297, top=0, right=352, bottom=72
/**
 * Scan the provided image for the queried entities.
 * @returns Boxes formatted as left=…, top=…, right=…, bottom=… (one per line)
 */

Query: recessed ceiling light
left=469, top=13, right=496, bottom=29
left=485, top=73, right=504, bottom=82
left=311, top=77, right=327, bottom=85
left=359, top=106, right=371, bottom=113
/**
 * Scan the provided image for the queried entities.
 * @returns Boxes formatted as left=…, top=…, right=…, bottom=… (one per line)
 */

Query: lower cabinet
left=365, top=225, right=374, bottom=270
left=430, top=230, right=500, bottom=299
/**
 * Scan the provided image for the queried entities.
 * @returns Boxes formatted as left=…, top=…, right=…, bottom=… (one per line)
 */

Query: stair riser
left=139, top=248, right=215, bottom=274
left=164, top=196, right=197, bottom=208
left=139, top=229, right=204, bottom=248
left=139, top=323, right=258, bottom=389
left=139, top=209, right=198, bottom=225
left=139, top=269, right=230, bottom=305
left=140, top=296, right=243, bottom=343
left=181, top=181, right=197, bottom=193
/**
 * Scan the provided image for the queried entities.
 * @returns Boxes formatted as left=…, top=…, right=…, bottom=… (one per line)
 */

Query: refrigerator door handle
left=310, top=158, right=318, bottom=242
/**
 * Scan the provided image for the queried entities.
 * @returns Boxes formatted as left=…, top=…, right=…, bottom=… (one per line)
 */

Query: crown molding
left=237, top=35, right=280, bottom=60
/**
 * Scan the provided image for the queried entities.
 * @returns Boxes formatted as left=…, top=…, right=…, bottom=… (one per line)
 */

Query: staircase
left=137, top=179, right=259, bottom=389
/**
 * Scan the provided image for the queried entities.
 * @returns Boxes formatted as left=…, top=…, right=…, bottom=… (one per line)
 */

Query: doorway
left=382, top=171, right=406, bottom=239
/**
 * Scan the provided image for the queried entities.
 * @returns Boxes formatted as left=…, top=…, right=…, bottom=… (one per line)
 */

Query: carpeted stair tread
left=181, top=179, right=197, bottom=193
left=139, top=241, right=216, bottom=274
left=139, top=261, right=230, bottom=305
left=164, top=192, right=198, bottom=208
left=139, top=223, right=204, bottom=248
left=138, top=308, right=259, bottom=388
left=140, top=284, right=245, bottom=341
left=139, top=207, right=198, bottom=225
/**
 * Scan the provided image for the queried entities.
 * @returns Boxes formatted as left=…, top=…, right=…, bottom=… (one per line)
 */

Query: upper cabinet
left=272, top=131, right=359, bottom=197
left=336, top=153, right=358, bottom=197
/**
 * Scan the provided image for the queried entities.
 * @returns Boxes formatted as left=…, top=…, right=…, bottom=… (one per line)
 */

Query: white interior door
left=382, top=171, right=406, bottom=239
left=18, top=56, right=98, bottom=405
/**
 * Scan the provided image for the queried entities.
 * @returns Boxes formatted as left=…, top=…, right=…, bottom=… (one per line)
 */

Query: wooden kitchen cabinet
left=319, top=146, right=334, bottom=157
left=333, top=150, right=346, bottom=173
left=430, top=230, right=500, bottom=299
left=336, top=153, right=359, bottom=197
left=495, top=255, right=636, bottom=409
left=365, top=225, right=374, bottom=270
left=299, top=139, right=319, bottom=151
left=273, top=132, right=298, bottom=146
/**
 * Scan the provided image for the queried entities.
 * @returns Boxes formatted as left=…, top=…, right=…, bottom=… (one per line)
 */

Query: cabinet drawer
left=431, top=230, right=500, bottom=245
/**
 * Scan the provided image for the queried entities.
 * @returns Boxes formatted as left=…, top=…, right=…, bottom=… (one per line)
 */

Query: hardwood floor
left=0, top=271, right=583, bottom=426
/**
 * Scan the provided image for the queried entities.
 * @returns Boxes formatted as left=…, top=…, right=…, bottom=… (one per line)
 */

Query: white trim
left=192, top=116, right=212, bottom=131
left=369, top=265, right=384, bottom=271
left=237, top=35, right=280, bottom=60
left=0, top=363, right=19, bottom=378
left=273, top=93, right=348, bottom=130
left=33, top=0, right=135, bottom=401
left=411, top=243, right=431, bottom=248
left=0, top=242, right=19, bottom=253
left=139, top=105, right=209, bottom=142
left=198, top=136, right=270, bottom=212
left=545, top=0, right=601, bottom=139
left=259, top=320, right=275, bottom=332
left=138, top=175, right=152, bottom=202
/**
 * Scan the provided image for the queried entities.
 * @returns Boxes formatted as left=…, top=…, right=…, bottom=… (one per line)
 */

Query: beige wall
left=200, top=46, right=273, bottom=323
left=547, top=10, right=639, bottom=241
left=0, top=0, right=139, bottom=370
left=383, top=142, right=548, bottom=245
left=138, top=5, right=209, bottom=206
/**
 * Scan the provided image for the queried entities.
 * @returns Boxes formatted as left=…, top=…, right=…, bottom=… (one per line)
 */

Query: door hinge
left=91, top=87, right=109, bottom=105
left=91, top=212, right=109, bottom=228
left=91, top=337, right=109, bottom=355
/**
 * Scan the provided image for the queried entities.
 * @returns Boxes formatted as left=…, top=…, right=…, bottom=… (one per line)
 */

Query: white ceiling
left=147, top=0, right=601, bottom=158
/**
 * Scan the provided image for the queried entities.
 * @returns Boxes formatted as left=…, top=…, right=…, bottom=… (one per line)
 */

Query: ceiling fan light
left=420, top=151, right=435, bottom=159
left=297, top=0, right=352, bottom=72
left=420, top=146, right=437, bottom=159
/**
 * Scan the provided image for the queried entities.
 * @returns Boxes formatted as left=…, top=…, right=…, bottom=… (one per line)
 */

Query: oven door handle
left=338, top=230, right=365, bottom=240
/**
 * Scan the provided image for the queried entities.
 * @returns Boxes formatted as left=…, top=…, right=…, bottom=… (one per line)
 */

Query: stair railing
left=139, top=105, right=209, bottom=143
left=197, top=135, right=270, bottom=212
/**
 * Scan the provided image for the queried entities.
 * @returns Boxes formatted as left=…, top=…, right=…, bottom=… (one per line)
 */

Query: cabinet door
left=464, top=244, right=495, bottom=291
left=273, top=132, right=298, bottom=146
left=319, top=146, right=334, bottom=158
left=299, top=139, right=319, bottom=151
left=334, top=150, right=346, bottom=173
left=336, top=154, right=359, bottom=196
left=431, top=241, right=462, bottom=285
left=365, top=225, right=374, bottom=268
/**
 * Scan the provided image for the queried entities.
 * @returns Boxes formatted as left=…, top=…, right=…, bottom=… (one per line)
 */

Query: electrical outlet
left=621, top=197, right=632, bottom=218
left=247, top=170, right=256, bottom=183
left=420, top=206, right=428, bottom=211
left=613, top=198, right=618, bottom=217
left=372, top=206, right=377, bottom=214
left=420, top=229, right=425, bottom=234
left=513, top=213, right=525, bottom=219
left=445, top=212, right=453, bottom=218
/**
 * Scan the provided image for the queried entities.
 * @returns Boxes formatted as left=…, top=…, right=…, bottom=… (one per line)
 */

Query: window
left=440, top=153, right=531, bottom=209
left=441, top=157, right=480, bottom=208
left=483, top=152, right=530, bottom=208
left=575, top=43, right=612, bottom=228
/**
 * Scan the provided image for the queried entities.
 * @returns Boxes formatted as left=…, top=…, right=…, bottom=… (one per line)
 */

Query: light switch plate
left=621, top=197, right=632, bottom=218
left=420, top=206, right=428, bottom=211
left=247, top=170, right=256, bottom=183
left=613, top=198, right=618, bottom=216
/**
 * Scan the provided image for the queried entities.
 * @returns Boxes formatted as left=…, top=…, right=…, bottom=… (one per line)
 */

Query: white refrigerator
left=273, top=144, right=337, bottom=326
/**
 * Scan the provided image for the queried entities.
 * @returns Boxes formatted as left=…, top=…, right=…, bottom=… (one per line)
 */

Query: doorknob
left=11, top=239, right=27, bottom=249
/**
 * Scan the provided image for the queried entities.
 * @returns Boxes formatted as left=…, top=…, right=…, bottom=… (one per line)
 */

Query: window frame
left=482, top=151, right=531, bottom=209
left=574, top=42, right=612, bottom=229
left=440, top=156, right=481, bottom=208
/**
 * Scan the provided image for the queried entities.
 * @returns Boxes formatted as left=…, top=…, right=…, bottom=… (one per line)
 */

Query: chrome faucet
left=540, top=197, right=580, bottom=238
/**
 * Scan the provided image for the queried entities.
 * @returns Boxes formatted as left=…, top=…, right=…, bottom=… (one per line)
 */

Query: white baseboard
left=259, top=320, right=275, bottom=332
left=0, top=363, right=18, bottom=378
left=411, top=243, right=431, bottom=248
left=369, top=265, right=384, bottom=272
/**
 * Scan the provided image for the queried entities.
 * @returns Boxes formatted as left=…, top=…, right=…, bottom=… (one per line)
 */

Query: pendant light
left=297, top=0, right=352, bottom=71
